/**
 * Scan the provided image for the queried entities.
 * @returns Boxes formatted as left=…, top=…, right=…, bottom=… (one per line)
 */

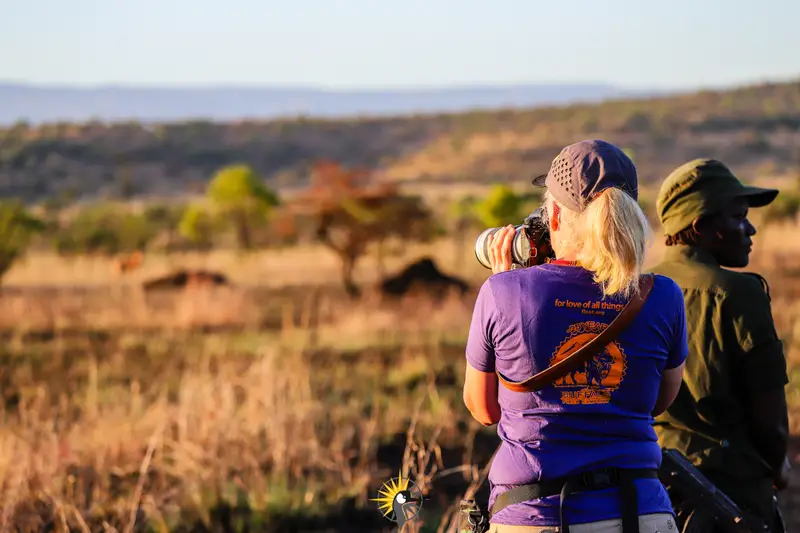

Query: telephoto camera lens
left=474, top=226, right=532, bottom=270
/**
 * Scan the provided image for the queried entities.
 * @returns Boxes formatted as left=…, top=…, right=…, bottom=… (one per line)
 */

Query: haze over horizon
left=1, top=0, right=797, bottom=123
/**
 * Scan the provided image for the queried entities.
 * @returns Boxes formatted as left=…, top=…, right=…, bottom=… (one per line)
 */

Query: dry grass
left=3, top=238, right=486, bottom=290
left=0, top=282, right=482, bottom=532
left=1, top=220, right=800, bottom=532
left=1, top=344, right=369, bottom=531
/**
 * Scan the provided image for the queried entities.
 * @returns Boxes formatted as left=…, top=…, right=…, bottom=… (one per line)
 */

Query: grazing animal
left=114, top=250, right=144, bottom=275
left=380, top=257, right=470, bottom=300
left=142, top=269, right=229, bottom=291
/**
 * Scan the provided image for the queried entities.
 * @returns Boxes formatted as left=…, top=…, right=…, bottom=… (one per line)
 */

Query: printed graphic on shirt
left=548, top=320, right=627, bottom=405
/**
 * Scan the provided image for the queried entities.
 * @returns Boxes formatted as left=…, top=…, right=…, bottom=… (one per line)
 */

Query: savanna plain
left=1, top=80, right=800, bottom=533
left=4, top=212, right=800, bottom=533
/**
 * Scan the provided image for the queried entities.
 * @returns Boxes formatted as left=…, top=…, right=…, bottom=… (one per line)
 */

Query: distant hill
left=0, top=79, right=797, bottom=203
left=0, top=82, right=644, bottom=125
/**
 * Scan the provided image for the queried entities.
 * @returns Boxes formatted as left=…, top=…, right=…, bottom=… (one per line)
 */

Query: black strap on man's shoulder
left=742, top=271, right=771, bottom=301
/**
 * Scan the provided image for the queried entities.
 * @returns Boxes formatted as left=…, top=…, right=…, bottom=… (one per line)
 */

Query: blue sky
left=1, top=0, right=798, bottom=90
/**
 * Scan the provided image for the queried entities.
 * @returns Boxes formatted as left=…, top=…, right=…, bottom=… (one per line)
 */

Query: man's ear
left=691, top=216, right=707, bottom=235
left=692, top=214, right=724, bottom=242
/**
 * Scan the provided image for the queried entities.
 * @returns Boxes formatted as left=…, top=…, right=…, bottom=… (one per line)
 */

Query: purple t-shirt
left=466, top=262, right=688, bottom=527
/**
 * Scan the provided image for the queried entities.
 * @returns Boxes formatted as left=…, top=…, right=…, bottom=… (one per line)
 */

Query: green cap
left=655, top=159, right=779, bottom=236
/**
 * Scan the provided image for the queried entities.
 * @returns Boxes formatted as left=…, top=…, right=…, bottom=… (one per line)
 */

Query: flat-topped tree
left=474, top=184, right=525, bottom=228
left=292, top=161, right=438, bottom=299
left=178, top=204, right=218, bottom=252
left=206, top=164, right=280, bottom=250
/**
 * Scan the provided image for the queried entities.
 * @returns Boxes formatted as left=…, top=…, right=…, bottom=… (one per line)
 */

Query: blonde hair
left=545, top=188, right=650, bottom=299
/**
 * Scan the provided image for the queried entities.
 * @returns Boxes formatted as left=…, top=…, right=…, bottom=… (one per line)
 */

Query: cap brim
left=735, top=186, right=779, bottom=208
left=531, top=173, right=547, bottom=187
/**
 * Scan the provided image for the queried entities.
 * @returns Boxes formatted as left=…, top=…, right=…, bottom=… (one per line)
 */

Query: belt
left=490, top=466, right=659, bottom=533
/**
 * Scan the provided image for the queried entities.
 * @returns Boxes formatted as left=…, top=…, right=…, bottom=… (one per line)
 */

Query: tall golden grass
left=1, top=219, right=799, bottom=532
left=0, top=277, right=482, bottom=532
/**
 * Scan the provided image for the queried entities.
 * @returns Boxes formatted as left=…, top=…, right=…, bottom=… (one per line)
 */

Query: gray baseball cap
left=532, top=139, right=638, bottom=212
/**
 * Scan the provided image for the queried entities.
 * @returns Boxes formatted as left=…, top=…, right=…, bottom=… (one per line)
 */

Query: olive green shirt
left=649, top=245, right=788, bottom=478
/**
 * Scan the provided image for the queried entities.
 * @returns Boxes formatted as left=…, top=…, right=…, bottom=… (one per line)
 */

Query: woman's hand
left=487, top=225, right=516, bottom=274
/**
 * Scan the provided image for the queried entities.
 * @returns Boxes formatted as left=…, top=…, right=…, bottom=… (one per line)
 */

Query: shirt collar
left=661, top=244, right=719, bottom=266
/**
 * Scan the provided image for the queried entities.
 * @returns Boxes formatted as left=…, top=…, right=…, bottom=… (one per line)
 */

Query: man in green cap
left=649, top=158, right=790, bottom=530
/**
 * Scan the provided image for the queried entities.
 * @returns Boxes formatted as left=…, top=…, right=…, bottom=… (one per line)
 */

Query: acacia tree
left=206, top=164, right=279, bottom=249
left=177, top=203, right=218, bottom=251
left=292, top=161, right=438, bottom=298
left=474, top=184, right=524, bottom=228
left=448, top=186, right=541, bottom=265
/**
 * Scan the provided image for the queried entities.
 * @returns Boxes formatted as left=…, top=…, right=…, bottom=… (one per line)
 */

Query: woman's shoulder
left=649, top=273, right=683, bottom=294
left=646, top=273, right=685, bottom=310
left=489, top=264, right=558, bottom=284
left=483, top=264, right=564, bottom=301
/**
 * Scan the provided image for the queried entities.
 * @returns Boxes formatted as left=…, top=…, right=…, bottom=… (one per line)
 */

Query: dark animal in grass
left=379, top=257, right=469, bottom=301
left=142, top=269, right=229, bottom=291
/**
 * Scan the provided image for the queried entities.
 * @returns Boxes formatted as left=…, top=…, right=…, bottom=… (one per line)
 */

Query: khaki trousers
left=487, top=512, right=676, bottom=532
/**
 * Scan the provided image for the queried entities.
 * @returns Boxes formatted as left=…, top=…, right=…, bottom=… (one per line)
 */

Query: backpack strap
left=496, top=273, right=655, bottom=393
left=743, top=272, right=771, bottom=301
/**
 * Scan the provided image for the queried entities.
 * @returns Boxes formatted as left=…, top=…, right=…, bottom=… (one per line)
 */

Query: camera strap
left=496, top=273, right=655, bottom=393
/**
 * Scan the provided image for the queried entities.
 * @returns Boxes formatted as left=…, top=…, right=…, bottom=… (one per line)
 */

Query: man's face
left=698, top=197, right=756, bottom=268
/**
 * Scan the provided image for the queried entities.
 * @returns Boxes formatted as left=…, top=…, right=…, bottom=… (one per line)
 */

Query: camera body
left=474, top=206, right=555, bottom=270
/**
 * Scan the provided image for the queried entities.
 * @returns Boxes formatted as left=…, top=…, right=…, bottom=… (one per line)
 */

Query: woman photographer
left=462, top=140, right=687, bottom=533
